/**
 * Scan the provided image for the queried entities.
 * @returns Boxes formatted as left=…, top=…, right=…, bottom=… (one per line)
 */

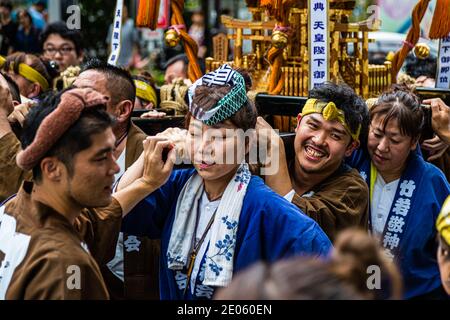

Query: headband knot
left=300, top=98, right=361, bottom=142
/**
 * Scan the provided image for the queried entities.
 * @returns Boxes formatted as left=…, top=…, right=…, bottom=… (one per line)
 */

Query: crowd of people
left=0, top=1, right=449, bottom=301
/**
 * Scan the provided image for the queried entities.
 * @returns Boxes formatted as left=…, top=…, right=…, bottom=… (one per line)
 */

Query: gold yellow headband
left=16, top=63, right=49, bottom=90
left=0, top=55, right=49, bottom=90
left=300, top=98, right=361, bottom=142
left=134, top=79, right=157, bottom=106
left=437, top=196, right=450, bottom=246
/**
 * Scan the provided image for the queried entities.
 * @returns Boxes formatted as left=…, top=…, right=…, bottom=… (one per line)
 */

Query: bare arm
left=113, top=137, right=176, bottom=216
left=256, top=117, right=293, bottom=196
left=116, top=128, right=188, bottom=191
left=116, top=149, right=144, bottom=191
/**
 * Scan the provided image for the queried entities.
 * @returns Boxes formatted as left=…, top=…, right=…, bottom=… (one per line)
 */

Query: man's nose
left=109, top=159, right=120, bottom=175
left=312, top=130, right=327, bottom=145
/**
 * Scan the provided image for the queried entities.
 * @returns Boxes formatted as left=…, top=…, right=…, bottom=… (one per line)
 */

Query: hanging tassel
left=429, top=0, right=450, bottom=39
left=136, top=0, right=161, bottom=30
left=391, top=0, right=431, bottom=79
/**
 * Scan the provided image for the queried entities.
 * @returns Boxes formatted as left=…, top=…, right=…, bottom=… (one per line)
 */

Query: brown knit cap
left=16, top=88, right=109, bottom=171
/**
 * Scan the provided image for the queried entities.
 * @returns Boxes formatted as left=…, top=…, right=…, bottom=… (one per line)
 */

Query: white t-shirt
left=371, top=175, right=400, bottom=236
left=108, top=147, right=127, bottom=281
left=284, top=189, right=296, bottom=202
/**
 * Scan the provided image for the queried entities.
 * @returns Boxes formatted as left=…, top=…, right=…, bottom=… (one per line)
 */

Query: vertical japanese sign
left=309, top=0, right=329, bottom=89
left=436, top=33, right=450, bottom=89
left=108, top=0, right=124, bottom=66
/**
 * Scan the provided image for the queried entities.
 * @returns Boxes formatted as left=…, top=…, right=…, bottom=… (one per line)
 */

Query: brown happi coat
left=1, top=181, right=122, bottom=299
left=0, top=122, right=161, bottom=299
left=0, top=132, right=32, bottom=202
left=291, top=163, right=369, bottom=242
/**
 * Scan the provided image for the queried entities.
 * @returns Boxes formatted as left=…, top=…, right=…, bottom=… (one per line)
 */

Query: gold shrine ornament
left=271, top=30, right=288, bottom=49
left=165, top=29, right=181, bottom=47
left=414, top=43, right=431, bottom=60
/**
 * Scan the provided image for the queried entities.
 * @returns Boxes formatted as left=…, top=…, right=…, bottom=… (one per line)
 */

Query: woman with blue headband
left=114, top=64, right=332, bottom=300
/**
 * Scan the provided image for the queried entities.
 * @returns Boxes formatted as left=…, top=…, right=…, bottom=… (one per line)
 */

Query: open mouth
left=304, top=145, right=327, bottom=160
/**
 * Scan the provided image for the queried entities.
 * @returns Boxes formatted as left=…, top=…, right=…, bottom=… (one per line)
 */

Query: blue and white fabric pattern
left=167, top=163, right=251, bottom=287
left=188, top=64, right=248, bottom=126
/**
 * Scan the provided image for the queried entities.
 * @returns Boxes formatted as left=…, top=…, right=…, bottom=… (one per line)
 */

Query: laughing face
left=294, top=113, right=356, bottom=176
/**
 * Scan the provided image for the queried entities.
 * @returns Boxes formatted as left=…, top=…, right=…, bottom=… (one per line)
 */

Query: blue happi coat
left=122, top=169, right=332, bottom=300
left=348, top=148, right=450, bottom=299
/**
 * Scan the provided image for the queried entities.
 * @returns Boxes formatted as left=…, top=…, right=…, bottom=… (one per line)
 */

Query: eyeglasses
left=43, top=46, right=75, bottom=56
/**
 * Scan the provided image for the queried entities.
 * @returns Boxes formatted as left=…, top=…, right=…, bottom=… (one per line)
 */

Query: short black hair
left=308, top=82, right=369, bottom=143
left=81, top=58, right=136, bottom=107
left=40, top=21, right=83, bottom=56
left=164, top=53, right=189, bottom=71
left=20, top=89, right=115, bottom=181
left=0, top=0, right=12, bottom=11
left=1, top=72, right=21, bottom=103
left=404, top=54, right=437, bottom=79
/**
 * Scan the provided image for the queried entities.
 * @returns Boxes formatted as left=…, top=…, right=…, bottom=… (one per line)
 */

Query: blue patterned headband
left=188, top=64, right=248, bottom=126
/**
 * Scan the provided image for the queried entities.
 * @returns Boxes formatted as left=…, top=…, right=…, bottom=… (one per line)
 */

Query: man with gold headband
left=436, top=197, right=450, bottom=296
left=262, top=82, right=369, bottom=241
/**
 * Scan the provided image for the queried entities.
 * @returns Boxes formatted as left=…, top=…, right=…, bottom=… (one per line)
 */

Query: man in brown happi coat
left=0, top=88, right=122, bottom=299
left=261, top=82, right=369, bottom=241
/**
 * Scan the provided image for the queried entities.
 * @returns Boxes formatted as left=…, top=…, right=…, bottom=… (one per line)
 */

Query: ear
left=115, top=100, right=133, bottom=122
left=40, top=157, right=64, bottom=181
left=410, top=138, right=419, bottom=151
left=12, top=100, right=20, bottom=107
left=77, top=52, right=84, bottom=64
left=344, top=139, right=360, bottom=157
left=27, top=83, right=41, bottom=98
left=295, top=114, right=302, bottom=133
